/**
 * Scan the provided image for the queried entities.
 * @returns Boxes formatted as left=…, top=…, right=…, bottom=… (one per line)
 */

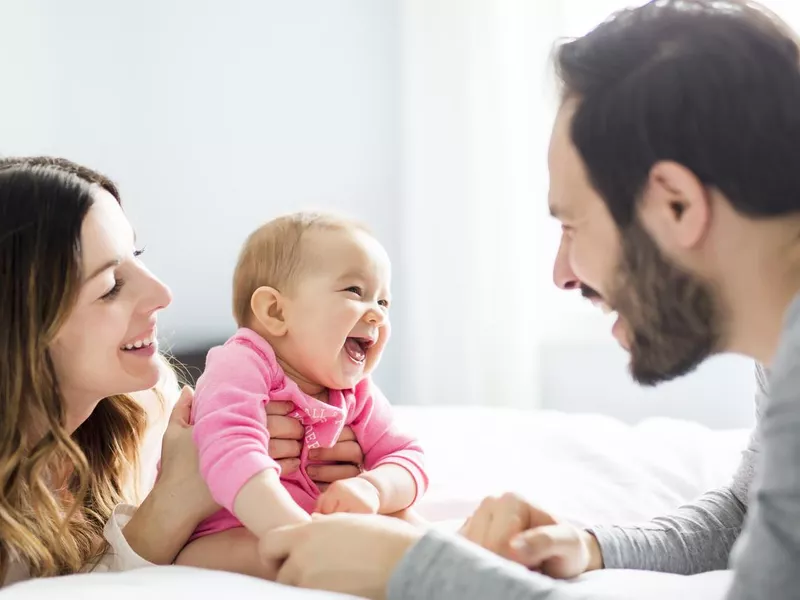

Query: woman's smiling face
left=49, top=188, right=172, bottom=431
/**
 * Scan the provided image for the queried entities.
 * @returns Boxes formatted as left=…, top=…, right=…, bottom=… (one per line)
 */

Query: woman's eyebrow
left=85, top=258, right=121, bottom=281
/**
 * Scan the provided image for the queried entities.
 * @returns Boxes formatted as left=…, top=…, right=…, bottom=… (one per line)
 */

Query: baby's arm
left=359, top=463, right=418, bottom=514
left=234, top=469, right=309, bottom=536
left=328, top=378, right=428, bottom=514
left=193, top=341, right=309, bottom=535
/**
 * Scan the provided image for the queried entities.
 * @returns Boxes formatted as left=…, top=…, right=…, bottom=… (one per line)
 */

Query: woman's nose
left=143, top=273, right=173, bottom=315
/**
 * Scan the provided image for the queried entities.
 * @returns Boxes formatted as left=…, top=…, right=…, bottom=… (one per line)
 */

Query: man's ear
left=250, top=286, right=288, bottom=336
left=638, top=160, right=711, bottom=251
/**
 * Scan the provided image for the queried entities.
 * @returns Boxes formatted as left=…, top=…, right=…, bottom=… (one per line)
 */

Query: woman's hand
left=124, top=386, right=218, bottom=564
left=460, top=492, right=603, bottom=579
left=156, top=386, right=219, bottom=522
left=266, top=401, right=365, bottom=489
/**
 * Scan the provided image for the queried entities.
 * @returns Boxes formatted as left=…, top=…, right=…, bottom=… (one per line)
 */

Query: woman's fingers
left=267, top=414, right=305, bottom=440
left=169, top=386, right=194, bottom=427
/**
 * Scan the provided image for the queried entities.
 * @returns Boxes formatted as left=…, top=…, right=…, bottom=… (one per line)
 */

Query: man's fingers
left=511, top=525, right=573, bottom=567
left=275, top=556, right=300, bottom=587
left=458, top=516, right=472, bottom=536
left=485, top=509, right=524, bottom=556
left=309, top=440, right=363, bottom=463
left=526, top=503, right=559, bottom=528
left=275, top=458, right=301, bottom=475
left=269, top=439, right=303, bottom=461
left=462, top=497, right=495, bottom=546
left=267, top=414, right=305, bottom=440
left=307, top=463, right=361, bottom=484
left=265, top=401, right=295, bottom=416
left=336, top=426, right=357, bottom=443
left=169, top=386, right=194, bottom=426
left=260, top=524, right=306, bottom=563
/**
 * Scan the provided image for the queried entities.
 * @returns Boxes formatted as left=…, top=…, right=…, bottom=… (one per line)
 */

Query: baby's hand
left=315, top=477, right=380, bottom=515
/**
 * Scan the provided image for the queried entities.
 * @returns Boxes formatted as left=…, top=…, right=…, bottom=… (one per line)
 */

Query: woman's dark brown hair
left=0, top=157, right=148, bottom=578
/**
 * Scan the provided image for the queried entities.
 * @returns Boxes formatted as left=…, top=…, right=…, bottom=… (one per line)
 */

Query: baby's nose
left=366, top=308, right=385, bottom=325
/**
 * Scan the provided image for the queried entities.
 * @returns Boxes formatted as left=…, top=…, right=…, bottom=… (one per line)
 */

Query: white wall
left=0, top=0, right=410, bottom=397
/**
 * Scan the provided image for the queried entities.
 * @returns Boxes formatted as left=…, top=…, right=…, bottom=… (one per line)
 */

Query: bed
left=5, top=406, right=748, bottom=599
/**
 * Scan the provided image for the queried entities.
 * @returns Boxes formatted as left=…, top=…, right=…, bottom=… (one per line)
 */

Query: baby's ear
left=250, top=286, right=288, bottom=336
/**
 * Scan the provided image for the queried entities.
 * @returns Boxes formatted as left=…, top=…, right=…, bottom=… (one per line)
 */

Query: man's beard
left=607, top=221, right=724, bottom=386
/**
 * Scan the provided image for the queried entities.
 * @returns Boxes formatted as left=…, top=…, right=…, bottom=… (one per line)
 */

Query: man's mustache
left=580, top=283, right=602, bottom=301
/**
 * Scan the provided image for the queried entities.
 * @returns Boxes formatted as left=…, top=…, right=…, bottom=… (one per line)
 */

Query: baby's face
left=281, top=227, right=392, bottom=390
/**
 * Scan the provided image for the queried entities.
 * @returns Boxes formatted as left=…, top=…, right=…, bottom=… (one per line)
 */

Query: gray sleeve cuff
left=388, top=529, right=560, bottom=600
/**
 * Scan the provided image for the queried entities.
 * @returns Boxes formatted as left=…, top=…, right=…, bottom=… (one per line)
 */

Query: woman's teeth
left=121, top=333, right=156, bottom=351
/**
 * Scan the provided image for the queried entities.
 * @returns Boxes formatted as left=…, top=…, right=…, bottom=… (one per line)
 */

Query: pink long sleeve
left=348, top=379, right=429, bottom=502
left=191, top=338, right=279, bottom=513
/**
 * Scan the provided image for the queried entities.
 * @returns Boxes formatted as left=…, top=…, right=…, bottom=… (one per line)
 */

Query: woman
left=0, top=156, right=363, bottom=585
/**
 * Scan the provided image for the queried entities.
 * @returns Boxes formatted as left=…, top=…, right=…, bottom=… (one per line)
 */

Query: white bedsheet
left=398, top=406, right=748, bottom=527
left=7, top=406, right=749, bottom=599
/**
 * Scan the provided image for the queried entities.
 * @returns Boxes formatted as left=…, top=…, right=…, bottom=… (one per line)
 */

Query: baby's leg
left=175, top=528, right=278, bottom=580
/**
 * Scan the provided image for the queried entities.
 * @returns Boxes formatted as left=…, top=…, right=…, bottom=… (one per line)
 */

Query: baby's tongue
left=344, top=338, right=366, bottom=362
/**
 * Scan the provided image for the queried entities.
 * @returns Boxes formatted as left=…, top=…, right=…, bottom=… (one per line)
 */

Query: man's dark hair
left=555, top=0, right=800, bottom=228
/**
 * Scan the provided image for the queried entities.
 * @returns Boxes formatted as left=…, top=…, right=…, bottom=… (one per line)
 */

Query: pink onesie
left=189, top=327, right=428, bottom=540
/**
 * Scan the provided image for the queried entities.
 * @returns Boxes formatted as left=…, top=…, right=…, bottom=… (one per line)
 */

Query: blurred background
left=5, top=0, right=797, bottom=429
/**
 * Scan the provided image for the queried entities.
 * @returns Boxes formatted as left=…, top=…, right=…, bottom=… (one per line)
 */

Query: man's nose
left=553, top=235, right=580, bottom=290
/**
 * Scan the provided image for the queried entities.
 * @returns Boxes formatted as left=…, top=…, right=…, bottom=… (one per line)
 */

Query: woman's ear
left=250, top=286, right=288, bottom=336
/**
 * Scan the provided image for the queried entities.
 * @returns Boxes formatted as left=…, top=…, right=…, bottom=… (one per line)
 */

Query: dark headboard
left=172, top=345, right=214, bottom=387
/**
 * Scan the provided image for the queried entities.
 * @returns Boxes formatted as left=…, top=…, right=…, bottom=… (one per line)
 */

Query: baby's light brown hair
left=232, top=211, right=369, bottom=328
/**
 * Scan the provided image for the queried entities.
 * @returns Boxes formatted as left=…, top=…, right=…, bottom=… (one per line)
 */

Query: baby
left=174, top=212, right=427, bottom=579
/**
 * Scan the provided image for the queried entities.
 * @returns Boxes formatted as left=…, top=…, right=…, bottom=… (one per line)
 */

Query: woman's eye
left=344, top=286, right=363, bottom=296
left=101, top=279, right=124, bottom=301
left=133, top=245, right=147, bottom=258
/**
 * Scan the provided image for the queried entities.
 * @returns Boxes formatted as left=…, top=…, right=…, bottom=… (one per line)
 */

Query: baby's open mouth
left=344, top=337, right=374, bottom=363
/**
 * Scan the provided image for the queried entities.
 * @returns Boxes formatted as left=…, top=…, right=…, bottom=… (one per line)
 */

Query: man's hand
left=261, top=514, right=422, bottom=600
left=315, top=477, right=380, bottom=515
left=460, top=492, right=603, bottom=578
left=265, top=401, right=364, bottom=488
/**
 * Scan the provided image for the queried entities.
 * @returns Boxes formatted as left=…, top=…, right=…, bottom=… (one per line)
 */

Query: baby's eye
left=378, top=299, right=390, bottom=308
left=344, top=286, right=363, bottom=296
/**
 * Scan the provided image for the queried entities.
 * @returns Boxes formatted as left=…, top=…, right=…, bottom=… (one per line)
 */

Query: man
left=261, top=1, right=800, bottom=598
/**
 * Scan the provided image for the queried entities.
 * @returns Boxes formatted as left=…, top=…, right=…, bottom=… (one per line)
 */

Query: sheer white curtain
left=396, top=0, right=800, bottom=410
left=399, top=0, right=560, bottom=408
